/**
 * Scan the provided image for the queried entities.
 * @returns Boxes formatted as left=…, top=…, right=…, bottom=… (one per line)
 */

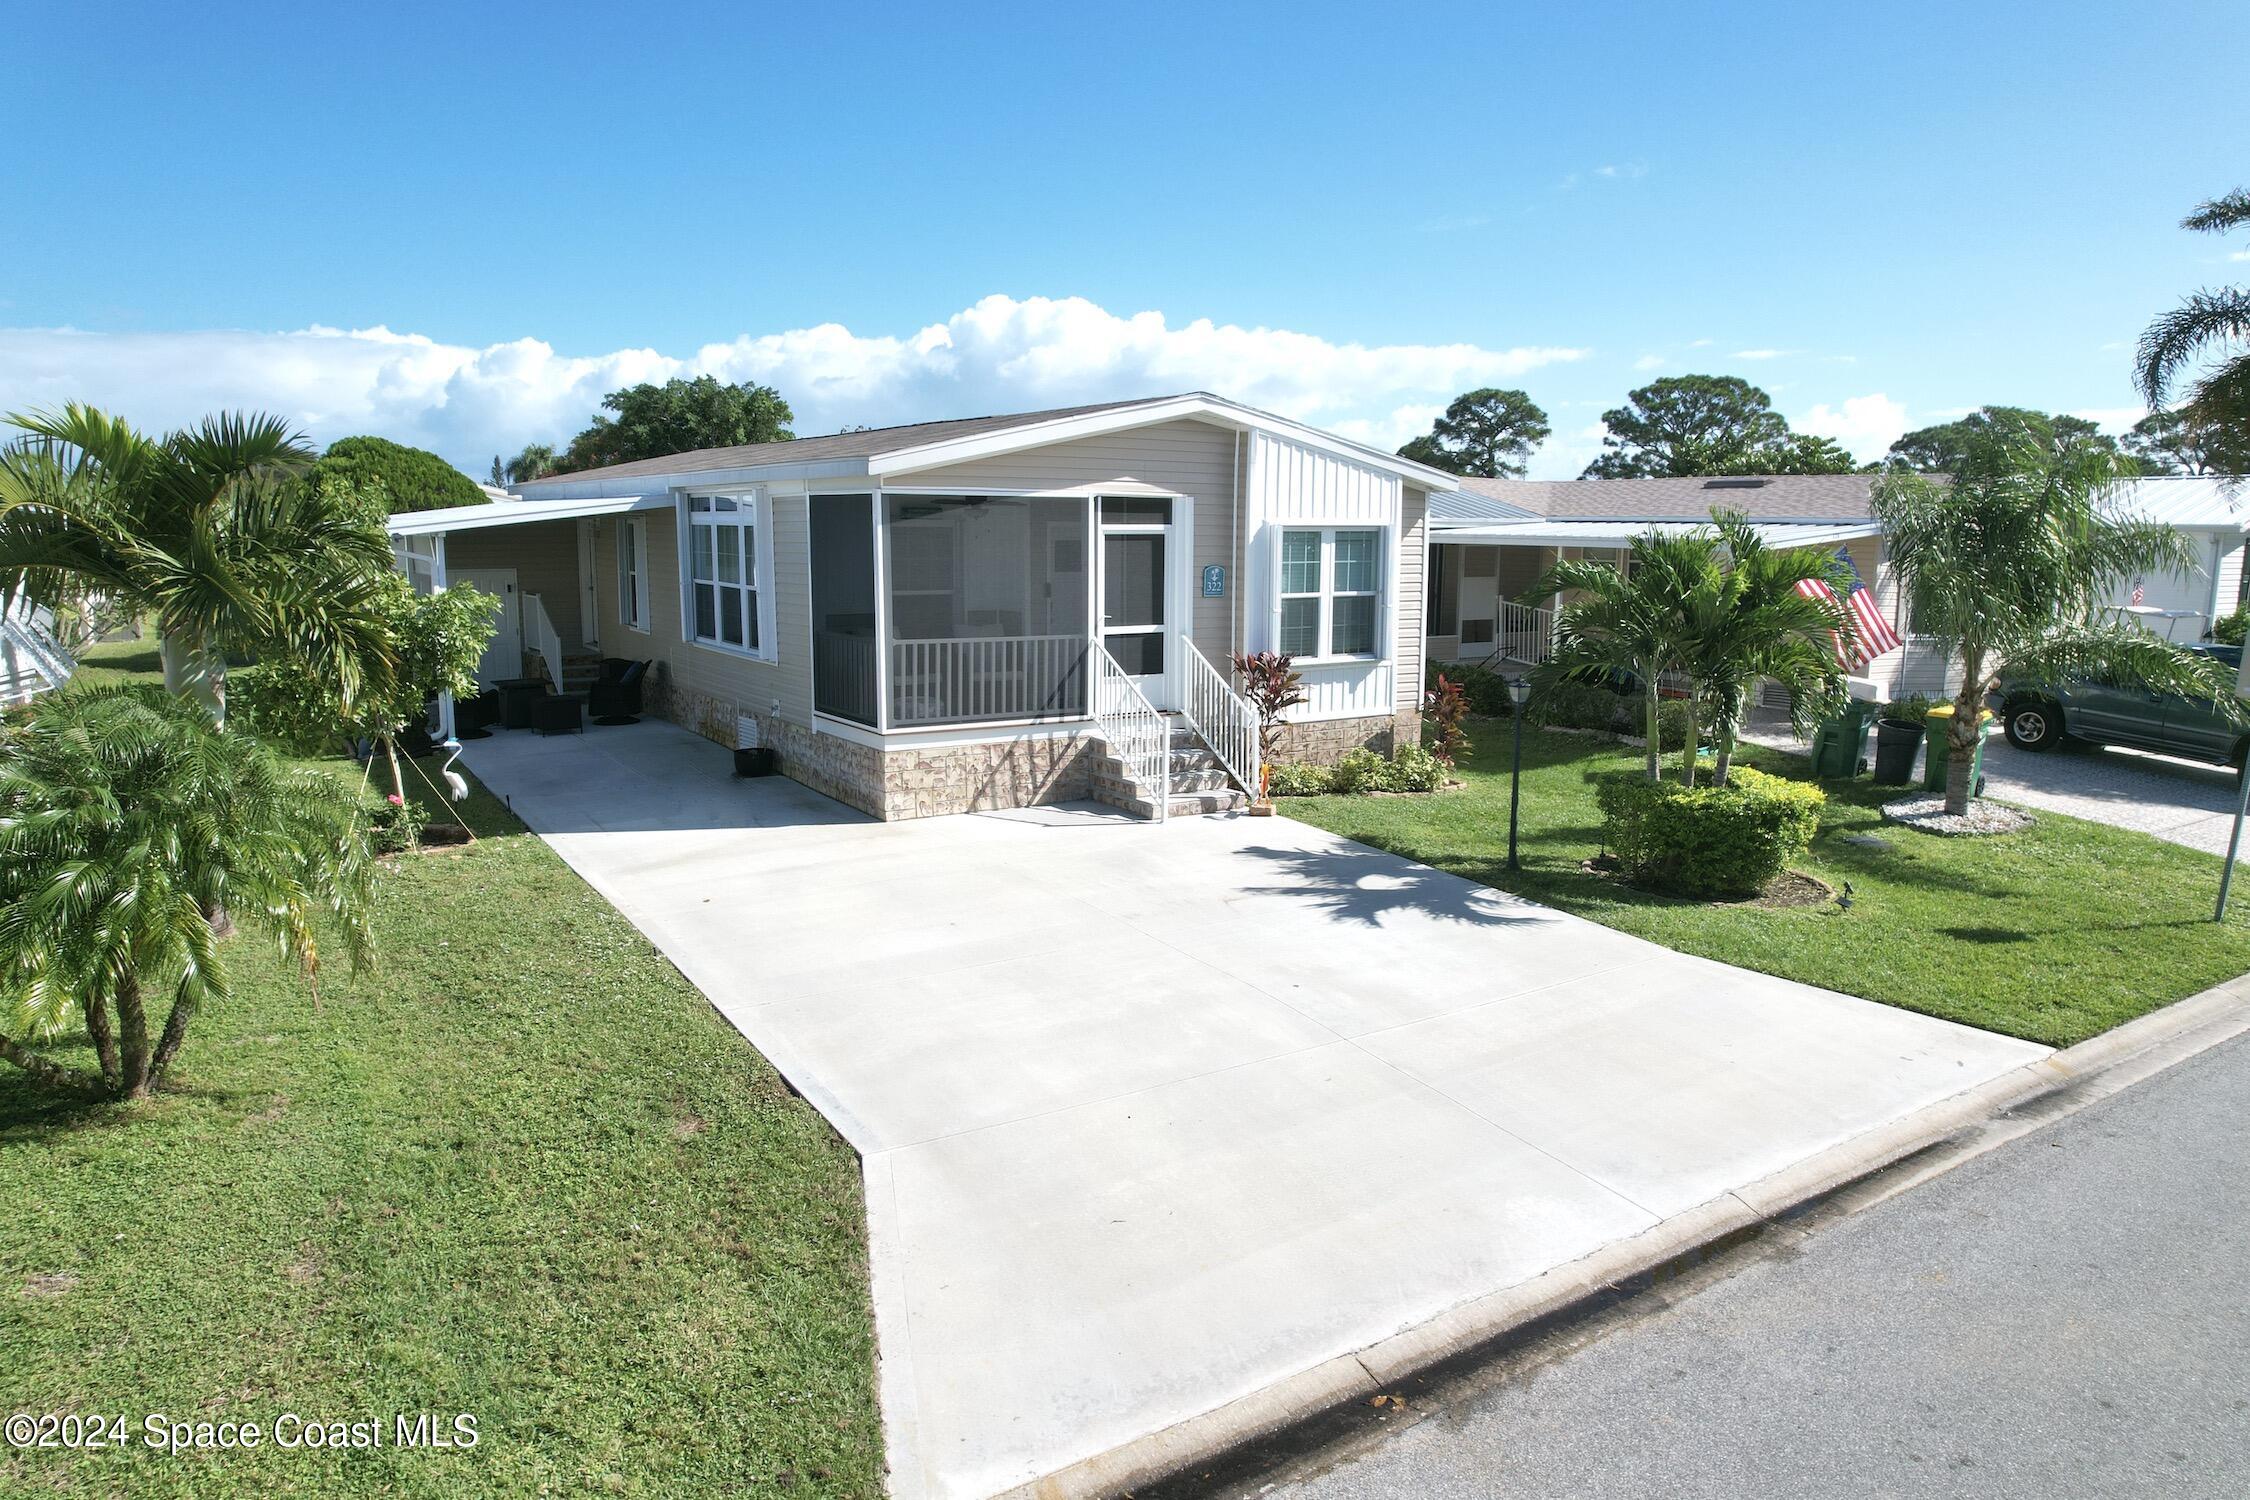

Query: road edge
left=994, top=971, right=2250, bottom=1500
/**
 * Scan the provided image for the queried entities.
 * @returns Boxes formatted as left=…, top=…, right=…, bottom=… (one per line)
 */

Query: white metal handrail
left=888, top=634, right=1087, bottom=727
left=2, top=605, right=73, bottom=691
left=1181, top=641, right=1257, bottom=795
left=1091, top=640, right=1168, bottom=823
left=522, top=591, right=565, bottom=694
left=1481, top=600, right=1557, bottom=668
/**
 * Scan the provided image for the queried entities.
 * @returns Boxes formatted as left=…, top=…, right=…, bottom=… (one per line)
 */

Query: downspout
left=1230, top=428, right=1241, bottom=665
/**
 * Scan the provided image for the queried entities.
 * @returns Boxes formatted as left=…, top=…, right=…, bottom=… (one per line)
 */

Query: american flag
left=1796, top=549, right=1902, bottom=670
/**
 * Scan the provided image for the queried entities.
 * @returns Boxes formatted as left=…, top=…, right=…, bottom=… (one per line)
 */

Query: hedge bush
left=2215, top=608, right=2247, bottom=646
left=1267, top=761, right=1335, bottom=797
left=1387, top=743, right=1446, bottom=792
left=1593, top=765, right=1825, bottom=898
left=1531, top=678, right=1630, bottom=734
left=1267, top=746, right=1448, bottom=797
left=1331, top=747, right=1391, bottom=794
left=1426, top=661, right=1516, bottom=717
left=1656, top=697, right=1695, bottom=752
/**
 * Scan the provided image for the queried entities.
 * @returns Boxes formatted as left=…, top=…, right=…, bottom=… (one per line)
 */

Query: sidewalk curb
left=994, top=972, right=2250, bottom=1500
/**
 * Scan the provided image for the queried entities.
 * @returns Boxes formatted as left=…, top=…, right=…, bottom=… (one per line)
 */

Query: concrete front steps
left=558, top=649, right=603, bottom=697
left=1091, top=716, right=1249, bottom=819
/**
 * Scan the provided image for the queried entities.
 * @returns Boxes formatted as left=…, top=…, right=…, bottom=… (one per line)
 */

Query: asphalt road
left=1240, top=1032, right=2250, bottom=1500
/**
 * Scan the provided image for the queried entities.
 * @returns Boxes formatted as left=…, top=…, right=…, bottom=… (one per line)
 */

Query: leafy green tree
left=1678, top=513, right=1853, bottom=786
left=1527, top=530, right=1725, bottom=782
left=313, top=435, right=486, bottom=511
left=1874, top=430, right=2234, bottom=815
left=0, top=406, right=396, bottom=724
left=556, top=377, right=794, bottom=474
left=1397, top=388, right=1551, bottom=477
left=502, top=443, right=558, bottom=484
left=0, top=688, right=374, bottom=1100
left=2137, top=188, right=2250, bottom=455
left=1582, top=375, right=1849, bottom=477
left=2123, top=407, right=2250, bottom=476
left=1885, top=407, right=2116, bottom=474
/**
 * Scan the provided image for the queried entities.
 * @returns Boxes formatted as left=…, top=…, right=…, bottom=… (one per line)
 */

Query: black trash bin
left=1871, top=716, right=1924, bottom=785
left=734, top=747, right=777, bottom=777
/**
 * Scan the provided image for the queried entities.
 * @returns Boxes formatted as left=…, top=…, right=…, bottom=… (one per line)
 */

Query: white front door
left=1098, top=498, right=1176, bottom=707
left=454, top=567, right=521, bottom=685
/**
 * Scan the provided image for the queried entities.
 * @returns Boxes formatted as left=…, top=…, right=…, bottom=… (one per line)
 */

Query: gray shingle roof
left=516, top=394, right=1203, bottom=488
left=1443, top=473, right=1882, bottom=523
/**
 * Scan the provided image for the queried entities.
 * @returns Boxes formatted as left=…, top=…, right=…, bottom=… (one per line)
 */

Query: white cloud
left=1795, top=393, right=1909, bottom=461
left=2228, top=248, right=2250, bottom=262
left=1593, top=162, right=1649, bottom=180
left=1732, top=348, right=1790, bottom=361
left=0, top=296, right=1589, bottom=472
left=1632, top=353, right=1666, bottom=371
left=2070, top=405, right=2150, bottom=433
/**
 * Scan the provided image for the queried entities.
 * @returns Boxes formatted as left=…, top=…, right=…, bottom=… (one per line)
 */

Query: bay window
left=686, top=493, right=761, bottom=653
left=1278, top=527, right=1384, bottom=659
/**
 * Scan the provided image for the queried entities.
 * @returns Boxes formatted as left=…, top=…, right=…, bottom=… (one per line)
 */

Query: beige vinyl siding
left=892, top=418, right=1243, bottom=670
left=1397, top=487, right=1427, bottom=703
left=447, top=521, right=584, bottom=648
left=588, top=499, right=813, bottom=728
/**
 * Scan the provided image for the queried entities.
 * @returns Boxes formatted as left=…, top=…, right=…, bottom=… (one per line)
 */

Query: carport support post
left=2216, top=764, right=2250, bottom=922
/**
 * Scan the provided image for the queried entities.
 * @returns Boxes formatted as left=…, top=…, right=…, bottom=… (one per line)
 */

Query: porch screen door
left=1101, top=530, right=1167, bottom=698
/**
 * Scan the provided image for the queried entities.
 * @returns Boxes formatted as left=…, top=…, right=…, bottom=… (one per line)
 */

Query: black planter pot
left=1871, top=719, right=1924, bottom=786
left=734, top=747, right=778, bottom=778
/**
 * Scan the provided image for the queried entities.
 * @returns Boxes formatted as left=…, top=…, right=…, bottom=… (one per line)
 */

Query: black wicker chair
left=587, top=658, right=650, bottom=725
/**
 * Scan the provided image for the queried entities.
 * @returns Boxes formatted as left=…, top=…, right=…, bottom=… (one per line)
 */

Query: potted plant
left=1871, top=695, right=1930, bottom=786
left=1231, top=650, right=1308, bottom=816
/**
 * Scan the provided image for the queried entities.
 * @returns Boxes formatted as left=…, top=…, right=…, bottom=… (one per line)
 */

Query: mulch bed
left=1579, top=855, right=1836, bottom=909
left=1880, top=795, right=2035, bottom=837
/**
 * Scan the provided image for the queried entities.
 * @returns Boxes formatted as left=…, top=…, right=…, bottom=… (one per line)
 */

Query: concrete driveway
left=463, top=720, right=2045, bottom=1500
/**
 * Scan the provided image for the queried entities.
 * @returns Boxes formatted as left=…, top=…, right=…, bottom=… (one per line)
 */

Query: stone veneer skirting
left=658, top=673, right=1417, bottom=822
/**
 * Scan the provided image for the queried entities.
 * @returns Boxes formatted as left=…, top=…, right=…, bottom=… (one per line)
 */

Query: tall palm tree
left=2136, top=189, right=2250, bottom=444
left=1527, top=529, right=1722, bottom=782
left=0, top=688, right=373, bottom=1101
left=0, top=405, right=396, bottom=723
left=1875, top=432, right=2236, bottom=815
left=1677, top=513, right=1855, bottom=788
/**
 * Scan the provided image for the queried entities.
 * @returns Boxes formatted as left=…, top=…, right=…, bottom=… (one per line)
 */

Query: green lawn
left=1283, top=721, right=2250, bottom=1048
left=1, top=644, right=884, bottom=1497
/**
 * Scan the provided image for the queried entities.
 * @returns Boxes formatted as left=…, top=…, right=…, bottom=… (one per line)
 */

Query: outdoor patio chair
left=534, top=694, right=585, bottom=736
left=588, top=658, right=649, bottom=725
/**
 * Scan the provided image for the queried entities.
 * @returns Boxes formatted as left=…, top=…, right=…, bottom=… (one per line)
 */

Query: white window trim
left=678, top=487, right=779, bottom=662
left=1273, top=523, right=1390, bottom=665
left=617, top=515, right=650, bottom=634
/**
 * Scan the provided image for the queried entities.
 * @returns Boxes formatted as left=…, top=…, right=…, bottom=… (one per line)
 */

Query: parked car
left=1998, top=644, right=2248, bottom=773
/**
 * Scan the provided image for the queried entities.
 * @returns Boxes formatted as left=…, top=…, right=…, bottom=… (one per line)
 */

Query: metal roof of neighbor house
left=1434, top=518, right=1884, bottom=551
left=2101, top=476, right=2250, bottom=531
left=1435, top=472, right=1884, bottom=525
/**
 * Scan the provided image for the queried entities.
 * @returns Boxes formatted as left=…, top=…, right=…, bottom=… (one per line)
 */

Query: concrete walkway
left=463, top=719, right=2045, bottom=1500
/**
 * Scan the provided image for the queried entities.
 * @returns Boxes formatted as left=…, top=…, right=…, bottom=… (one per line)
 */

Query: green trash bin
left=1923, top=704, right=1994, bottom=794
left=1808, top=698, right=1877, bottom=779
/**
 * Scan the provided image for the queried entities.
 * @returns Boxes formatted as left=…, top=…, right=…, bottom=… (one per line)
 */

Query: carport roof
left=386, top=492, right=669, bottom=537
left=1433, top=518, right=1883, bottom=550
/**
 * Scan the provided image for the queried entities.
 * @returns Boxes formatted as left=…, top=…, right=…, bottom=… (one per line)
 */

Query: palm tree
left=0, top=688, right=374, bottom=1101
left=1875, top=432, right=2237, bottom=815
left=1680, top=513, right=1855, bottom=787
left=0, top=405, right=396, bottom=723
left=503, top=443, right=558, bottom=485
left=2136, top=189, right=2250, bottom=445
left=1527, top=529, right=1722, bottom=783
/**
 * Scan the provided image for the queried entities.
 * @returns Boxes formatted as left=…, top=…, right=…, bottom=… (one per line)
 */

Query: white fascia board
left=514, top=457, right=874, bottom=501
left=385, top=492, right=670, bottom=537
left=869, top=394, right=1459, bottom=488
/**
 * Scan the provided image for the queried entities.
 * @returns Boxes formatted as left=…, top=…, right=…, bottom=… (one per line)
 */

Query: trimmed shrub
left=2215, top=609, right=2247, bottom=646
left=1593, top=765, right=1825, bottom=898
left=1267, top=761, right=1334, bottom=797
left=1331, top=747, right=1391, bottom=794
left=1656, top=697, right=1695, bottom=753
left=1531, top=678, right=1630, bottom=734
left=1387, top=743, right=1447, bottom=792
left=1426, top=660, right=1516, bottom=718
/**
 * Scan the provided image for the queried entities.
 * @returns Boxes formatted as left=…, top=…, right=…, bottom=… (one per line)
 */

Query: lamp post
left=1507, top=675, right=1532, bottom=872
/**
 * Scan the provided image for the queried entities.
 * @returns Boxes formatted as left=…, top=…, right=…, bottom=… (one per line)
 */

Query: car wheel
left=2004, top=701, right=2063, bottom=751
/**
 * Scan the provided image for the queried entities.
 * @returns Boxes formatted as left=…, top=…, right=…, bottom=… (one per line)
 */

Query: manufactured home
left=388, top=393, right=1441, bottom=820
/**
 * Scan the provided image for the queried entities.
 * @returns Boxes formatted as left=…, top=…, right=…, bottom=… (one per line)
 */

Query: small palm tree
left=1875, top=433, right=2237, bottom=815
left=1680, top=513, right=1855, bottom=787
left=1527, top=529, right=1722, bottom=782
left=2137, top=188, right=2250, bottom=442
left=0, top=688, right=373, bottom=1101
left=0, top=405, right=396, bottom=724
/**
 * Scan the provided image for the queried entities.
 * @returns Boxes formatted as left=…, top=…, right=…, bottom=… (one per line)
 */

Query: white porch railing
left=888, top=635, right=1087, bottom=728
left=1181, top=642, right=1256, bottom=795
left=1092, top=640, right=1168, bottom=822
left=1483, top=600, right=1556, bottom=667
left=523, top=591, right=565, bottom=694
left=1, top=605, right=73, bottom=704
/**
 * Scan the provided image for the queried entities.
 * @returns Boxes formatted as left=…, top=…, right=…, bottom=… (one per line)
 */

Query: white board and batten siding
left=1241, top=429, right=1422, bottom=723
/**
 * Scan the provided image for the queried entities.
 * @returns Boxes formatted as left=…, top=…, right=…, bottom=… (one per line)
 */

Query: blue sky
left=4, top=0, right=2244, bottom=477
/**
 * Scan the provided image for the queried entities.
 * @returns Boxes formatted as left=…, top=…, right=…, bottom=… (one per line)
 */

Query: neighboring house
left=1426, top=472, right=2249, bottom=701
left=387, top=393, right=1443, bottom=820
